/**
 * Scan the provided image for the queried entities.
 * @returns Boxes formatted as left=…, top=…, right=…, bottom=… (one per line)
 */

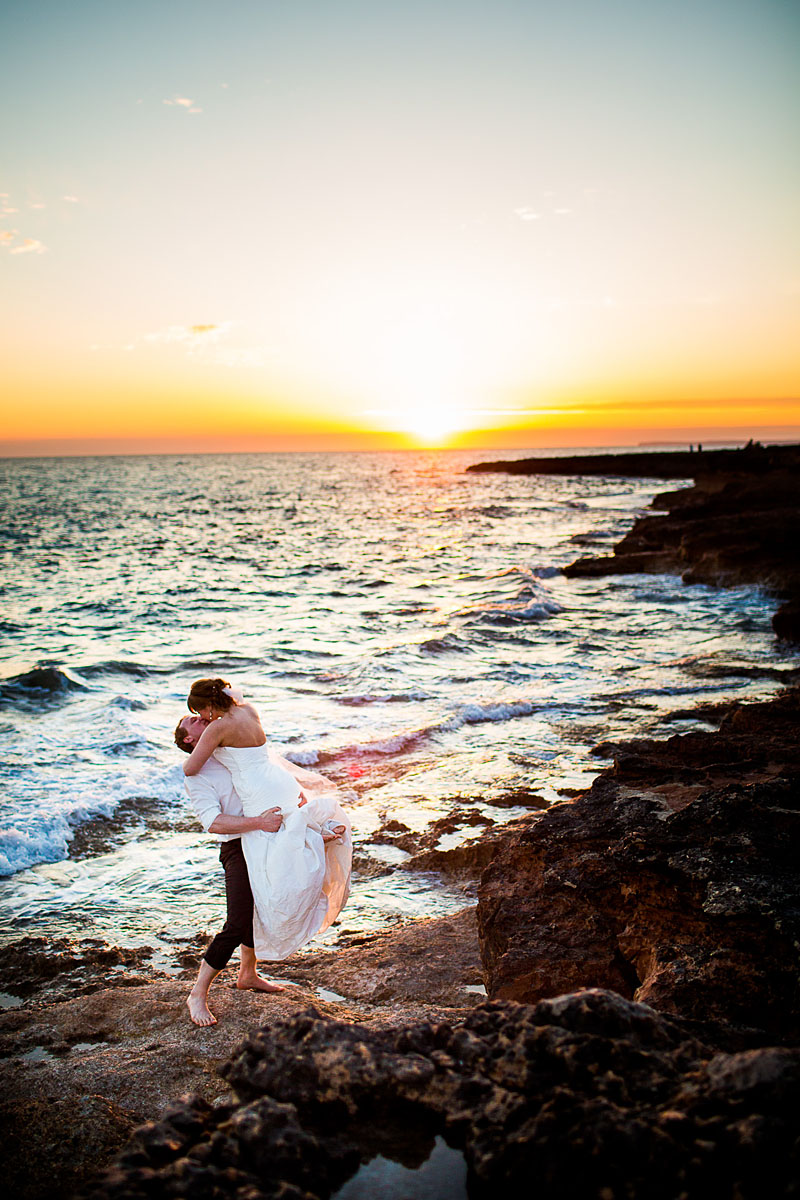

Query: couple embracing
left=175, top=677, right=352, bottom=1026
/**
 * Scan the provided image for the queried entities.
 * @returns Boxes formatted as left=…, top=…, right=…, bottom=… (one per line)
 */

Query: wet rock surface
left=0, top=938, right=156, bottom=1003
left=478, top=688, right=800, bottom=1041
left=85, top=990, right=800, bottom=1200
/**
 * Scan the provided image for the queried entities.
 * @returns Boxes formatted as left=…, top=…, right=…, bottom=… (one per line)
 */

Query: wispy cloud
left=141, top=322, right=266, bottom=367
left=9, top=238, right=47, bottom=255
left=145, top=322, right=232, bottom=346
left=63, top=195, right=79, bottom=204
left=163, top=96, right=202, bottom=114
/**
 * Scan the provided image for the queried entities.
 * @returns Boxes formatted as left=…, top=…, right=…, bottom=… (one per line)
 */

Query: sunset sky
left=1, top=0, right=798, bottom=454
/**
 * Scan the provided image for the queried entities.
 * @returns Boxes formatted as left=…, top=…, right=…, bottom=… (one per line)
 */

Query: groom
left=174, top=713, right=285, bottom=1026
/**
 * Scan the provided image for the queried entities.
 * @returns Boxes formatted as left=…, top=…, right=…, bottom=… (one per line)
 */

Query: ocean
left=0, top=449, right=790, bottom=965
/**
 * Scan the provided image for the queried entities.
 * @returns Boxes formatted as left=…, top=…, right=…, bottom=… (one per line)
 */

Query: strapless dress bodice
left=213, top=744, right=301, bottom=815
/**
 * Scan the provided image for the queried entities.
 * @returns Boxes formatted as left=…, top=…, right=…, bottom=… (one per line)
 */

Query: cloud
left=145, top=322, right=232, bottom=345
left=513, top=207, right=540, bottom=221
left=9, top=238, right=47, bottom=255
left=163, top=96, right=202, bottom=113
left=0, top=231, right=15, bottom=245
left=63, top=195, right=79, bottom=203
left=142, top=322, right=266, bottom=366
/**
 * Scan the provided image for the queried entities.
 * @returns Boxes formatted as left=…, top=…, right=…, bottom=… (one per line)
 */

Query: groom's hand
left=256, top=807, right=282, bottom=833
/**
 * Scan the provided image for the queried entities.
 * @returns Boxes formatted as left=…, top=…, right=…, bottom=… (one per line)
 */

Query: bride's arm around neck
left=183, top=720, right=226, bottom=776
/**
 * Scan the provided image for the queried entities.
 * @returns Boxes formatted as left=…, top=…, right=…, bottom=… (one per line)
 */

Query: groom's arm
left=209, top=810, right=282, bottom=834
left=185, top=773, right=282, bottom=834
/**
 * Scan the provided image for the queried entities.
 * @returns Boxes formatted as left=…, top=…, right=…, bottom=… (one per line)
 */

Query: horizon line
left=3, top=432, right=800, bottom=462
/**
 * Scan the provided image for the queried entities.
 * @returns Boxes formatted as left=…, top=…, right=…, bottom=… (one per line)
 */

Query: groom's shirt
left=184, top=758, right=244, bottom=842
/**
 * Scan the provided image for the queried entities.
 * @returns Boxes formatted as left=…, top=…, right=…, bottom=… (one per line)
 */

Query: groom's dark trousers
left=203, top=839, right=255, bottom=970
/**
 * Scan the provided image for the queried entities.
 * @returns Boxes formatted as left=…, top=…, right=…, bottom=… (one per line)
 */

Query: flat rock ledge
left=0, top=911, right=484, bottom=1200
left=85, top=990, right=800, bottom=1200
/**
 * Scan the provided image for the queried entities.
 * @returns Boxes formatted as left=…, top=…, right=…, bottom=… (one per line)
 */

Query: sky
left=1, top=0, right=799, bottom=454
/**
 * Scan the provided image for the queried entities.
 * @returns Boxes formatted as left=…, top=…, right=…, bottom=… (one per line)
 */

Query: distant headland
left=466, top=440, right=800, bottom=479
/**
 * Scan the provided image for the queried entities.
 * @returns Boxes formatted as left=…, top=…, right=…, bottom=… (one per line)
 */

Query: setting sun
left=394, top=402, right=463, bottom=445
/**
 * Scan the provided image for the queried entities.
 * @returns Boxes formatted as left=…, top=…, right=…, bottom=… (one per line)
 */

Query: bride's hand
left=297, top=789, right=309, bottom=808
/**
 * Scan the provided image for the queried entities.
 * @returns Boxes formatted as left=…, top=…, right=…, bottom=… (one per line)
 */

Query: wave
left=439, top=504, right=519, bottom=519
left=0, top=665, right=90, bottom=710
left=461, top=598, right=562, bottom=624
left=335, top=689, right=434, bottom=706
left=177, top=655, right=268, bottom=674
left=79, top=660, right=167, bottom=679
left=0, top=767, right=186, bottom=878
left=0, top=816, right=77, bottom=877
left=418, top=634, right=469, bottom=655
left=309, top=697, right=540, bottom=764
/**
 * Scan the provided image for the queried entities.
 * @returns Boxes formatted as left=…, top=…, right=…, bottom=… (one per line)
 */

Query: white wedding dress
left=213, top=744, right=352, bottom=960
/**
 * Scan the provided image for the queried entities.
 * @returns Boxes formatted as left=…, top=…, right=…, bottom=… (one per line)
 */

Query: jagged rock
left=477, top=690, right=800, bottom=1040
left=774, top=599, right=800, bottom=642
left=85, top=991, right=800, bottom=1199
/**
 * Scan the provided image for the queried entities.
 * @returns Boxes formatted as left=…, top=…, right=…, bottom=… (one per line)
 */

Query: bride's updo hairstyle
left=187, top=677, right=235, bottom=714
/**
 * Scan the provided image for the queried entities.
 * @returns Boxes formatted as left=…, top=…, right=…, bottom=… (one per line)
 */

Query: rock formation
left=86, top=990, right=800, bottom=1200
left=478, top=688, right=800, bottom=1042
left=564, top=454, right=800, bottom=642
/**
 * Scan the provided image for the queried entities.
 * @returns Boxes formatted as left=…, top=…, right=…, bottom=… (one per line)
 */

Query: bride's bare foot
left=236, top=971, right=285, bottom=993
left=186, top=992, right=217, bottom=1026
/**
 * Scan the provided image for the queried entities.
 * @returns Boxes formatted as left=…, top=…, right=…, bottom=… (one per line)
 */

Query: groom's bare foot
left=186, top=993, right=217, bottom=1026
left=236, top=971, right=285, bottom=994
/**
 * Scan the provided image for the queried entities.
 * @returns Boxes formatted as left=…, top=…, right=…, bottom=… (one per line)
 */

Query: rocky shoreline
left=3, top=453, right=799, bottom=1199
left=473, top=440, right=800, bottom=641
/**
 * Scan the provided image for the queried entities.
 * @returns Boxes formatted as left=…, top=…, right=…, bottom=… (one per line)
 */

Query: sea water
left=0, top=449, right=791, bottom=952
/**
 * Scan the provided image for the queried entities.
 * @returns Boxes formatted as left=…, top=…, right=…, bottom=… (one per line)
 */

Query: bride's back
left=216, top=702, right=267, bottom=747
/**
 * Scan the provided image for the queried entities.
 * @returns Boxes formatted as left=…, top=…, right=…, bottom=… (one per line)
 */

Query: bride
left=183, top=677, right=351, bottom=960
